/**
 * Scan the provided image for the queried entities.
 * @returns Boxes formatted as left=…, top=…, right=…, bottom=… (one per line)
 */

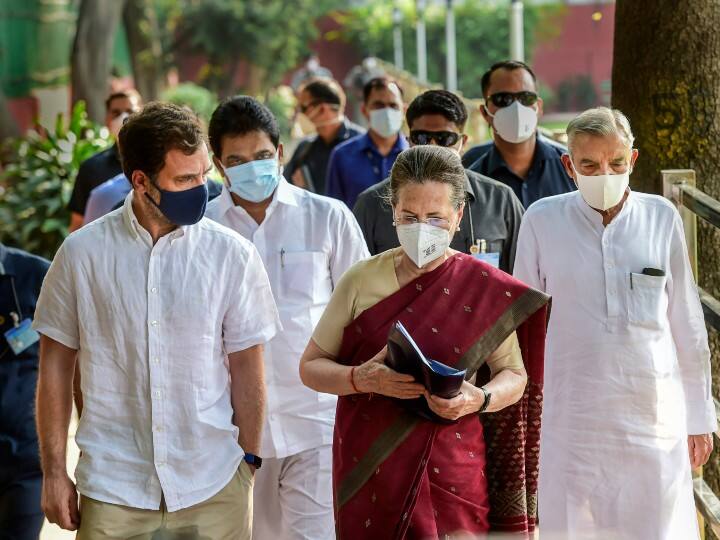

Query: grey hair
left=566, top=107, right=635, bottom=153
left=386, top=146, right=466, bottom=210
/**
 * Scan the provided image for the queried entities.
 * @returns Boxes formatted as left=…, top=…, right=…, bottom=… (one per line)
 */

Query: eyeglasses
left=486, top=91, right=538, bottom=109
left=395, top=215, right=451, bottom=229
left=409, top=130, right=461, bottom=147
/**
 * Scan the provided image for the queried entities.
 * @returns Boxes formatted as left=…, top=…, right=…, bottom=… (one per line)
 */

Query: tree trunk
left=71, top=0, right=126, bottom=123
left=123, top=0, right=164, bottom=101
left=613, top=2, right=720, bottom=536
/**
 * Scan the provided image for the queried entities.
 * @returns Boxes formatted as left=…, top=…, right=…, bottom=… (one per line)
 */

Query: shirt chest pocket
left=628, top=273, right=668, bottom=330
left=280, top=250, right=333, bottom=306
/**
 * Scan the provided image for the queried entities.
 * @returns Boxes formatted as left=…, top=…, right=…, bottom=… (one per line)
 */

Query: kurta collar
left=573, top=189, right=636, bottom=227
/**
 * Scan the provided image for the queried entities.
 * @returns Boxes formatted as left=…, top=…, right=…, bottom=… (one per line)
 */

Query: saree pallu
left=333, top=253, right=550, bottom=539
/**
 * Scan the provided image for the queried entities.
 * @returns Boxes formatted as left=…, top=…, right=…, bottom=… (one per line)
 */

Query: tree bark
left=613, top=2, right=720, bottom=535
left=123, top=0, right=164, bottom=101
left=71, top=0, right=126, bottom=123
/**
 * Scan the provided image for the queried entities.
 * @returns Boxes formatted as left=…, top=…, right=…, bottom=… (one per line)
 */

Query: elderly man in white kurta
left=513, top=107, right=715, bottom=540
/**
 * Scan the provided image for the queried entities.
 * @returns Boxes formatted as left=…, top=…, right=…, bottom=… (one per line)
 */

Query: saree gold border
left=337, top=410, right=420, bottom=508
left=336, top=287, right=550, bottom=510
left=458, top=287, right=551, bottom=376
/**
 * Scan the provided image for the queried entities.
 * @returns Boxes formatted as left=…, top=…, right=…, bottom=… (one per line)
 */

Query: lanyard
left=0, top=262, right=23, bottom=320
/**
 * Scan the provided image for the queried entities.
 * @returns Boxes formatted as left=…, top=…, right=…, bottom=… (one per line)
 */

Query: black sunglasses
left=409, top=130, right=461, bottom=147
left=486, top=91, right=538, bottom=109
left=298, top=101, right=321, bottom=114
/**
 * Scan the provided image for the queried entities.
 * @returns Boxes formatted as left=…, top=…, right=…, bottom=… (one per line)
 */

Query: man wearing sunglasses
left=284, top=77, right=364, bottom=194
left=466, top=60, right=575, bottom=208
left=353, top=89, right=524, bottom=273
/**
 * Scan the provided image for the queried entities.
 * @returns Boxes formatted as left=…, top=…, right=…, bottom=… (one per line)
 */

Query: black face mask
left=145, top=179, right=209, bottom=226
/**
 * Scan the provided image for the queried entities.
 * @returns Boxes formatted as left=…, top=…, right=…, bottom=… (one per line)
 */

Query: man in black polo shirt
left=353, top=89, right=523, bottom=273
left=68, top=89, right=142, bottom=231
left=467, top=60, right=575, bottom=208
left=284, top=77, right=364, bottom=194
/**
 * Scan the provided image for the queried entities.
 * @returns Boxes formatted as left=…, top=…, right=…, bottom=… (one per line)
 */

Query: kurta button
left=151, top=320, right=158, bottom=327
left=151, top=287, right=158, bottom=293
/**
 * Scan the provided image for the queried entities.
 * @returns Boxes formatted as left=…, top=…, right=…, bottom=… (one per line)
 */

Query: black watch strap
left=478, top=386, right=492, bottom=413
left=243, top=453, right=262, bottom=469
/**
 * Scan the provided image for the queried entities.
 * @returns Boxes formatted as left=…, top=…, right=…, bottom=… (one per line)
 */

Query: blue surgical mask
left=224, top=158, right=281, bottom=203
left=146, top=180, right=208, bottom=226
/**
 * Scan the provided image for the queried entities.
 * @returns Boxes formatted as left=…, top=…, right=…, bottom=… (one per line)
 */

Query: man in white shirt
left=513, top=107, right=715, bottom=539
left=206, top=96, right=369, bottom=540
left=34, top=102, right=281, bottom=539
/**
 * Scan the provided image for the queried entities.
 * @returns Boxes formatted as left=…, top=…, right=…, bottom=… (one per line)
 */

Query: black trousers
left=0, top=470, right=44, bottom=540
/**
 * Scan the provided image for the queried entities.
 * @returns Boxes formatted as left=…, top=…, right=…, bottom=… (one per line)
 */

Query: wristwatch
left=479, top=386, right=492, bottom=413
left=243, top=453, right=263, bottom=469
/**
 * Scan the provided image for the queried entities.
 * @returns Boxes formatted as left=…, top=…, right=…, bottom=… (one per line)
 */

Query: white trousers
left=252, top=444, right=334, bottom=540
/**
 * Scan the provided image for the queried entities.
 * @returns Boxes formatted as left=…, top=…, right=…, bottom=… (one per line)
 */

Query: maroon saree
left=333, top=253, right=550, bottom=539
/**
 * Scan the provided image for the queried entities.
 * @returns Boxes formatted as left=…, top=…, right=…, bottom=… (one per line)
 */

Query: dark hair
left=208, top=95, right=280, bottom=158
left=406, top=90, right=468, bottom=131
left=362, top=77, right=404, bottom=103
left=105, top=89, right=141, bottom=111
left=118, top=102, right=205, bottom=180
left=480, top=60, right=537, bottom=98
left=299, top=77, right=345, bottom=109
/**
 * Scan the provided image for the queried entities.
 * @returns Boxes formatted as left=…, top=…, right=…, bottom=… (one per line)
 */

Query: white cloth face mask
left=572, top=161, right=630, bottom=211
left=396, top=222, right=450, bottom=268
left=487, top=101, right=537, bottom=144
left=109, top=112, right=130, bottom=139
left=369, top=107, right=404, bottom=138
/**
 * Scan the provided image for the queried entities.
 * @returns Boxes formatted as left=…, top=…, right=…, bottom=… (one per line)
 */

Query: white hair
left=566, top=107, right=635, bottom=153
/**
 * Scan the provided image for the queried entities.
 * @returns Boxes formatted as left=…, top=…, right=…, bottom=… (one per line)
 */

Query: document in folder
left=385, top=321, right=467, bottom=423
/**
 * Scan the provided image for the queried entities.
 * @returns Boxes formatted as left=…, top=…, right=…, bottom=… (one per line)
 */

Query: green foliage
left=161, top=82, right=218, bottom=124
left=0, top=102, right=110, bottom=259
left=334, top=0, right=565, bottom=99
left=170, top=0, right=338, bottom=96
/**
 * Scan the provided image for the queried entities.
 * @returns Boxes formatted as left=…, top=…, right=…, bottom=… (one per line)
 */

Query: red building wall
left=533, top=2, right=615, bottom=111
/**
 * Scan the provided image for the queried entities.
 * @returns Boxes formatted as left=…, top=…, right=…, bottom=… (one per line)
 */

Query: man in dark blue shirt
left=0, top=243, right=50, bottom=539
left=467, top=60, right=575, bottom=207
left=325, top=77, right=408, bottom=208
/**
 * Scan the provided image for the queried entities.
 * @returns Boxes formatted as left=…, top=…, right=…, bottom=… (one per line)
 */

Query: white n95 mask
left=487, top=101, right=537, bottom=144
left=396, top=223, right=450, bottom=268
left=572, top=162, right=630, bottom=211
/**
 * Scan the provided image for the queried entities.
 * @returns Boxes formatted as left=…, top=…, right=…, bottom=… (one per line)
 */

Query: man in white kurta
left=205, top=96, right=369, bottom=540
left=513, top=107, right=715, bottom=540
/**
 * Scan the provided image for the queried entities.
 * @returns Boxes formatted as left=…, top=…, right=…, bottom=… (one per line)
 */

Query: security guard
left=0, top=242, right=49, bottom=539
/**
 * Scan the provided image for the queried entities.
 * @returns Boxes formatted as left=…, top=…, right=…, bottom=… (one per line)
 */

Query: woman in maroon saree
left=300, top=146, right=549, bottom=539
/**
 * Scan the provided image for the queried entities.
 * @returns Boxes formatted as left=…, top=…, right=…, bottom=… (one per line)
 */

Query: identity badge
left=470, top=239, right=500, bottom=269
left=473, top=252, right=500, bottom=269
left=4, top=318, right=40, bottom=355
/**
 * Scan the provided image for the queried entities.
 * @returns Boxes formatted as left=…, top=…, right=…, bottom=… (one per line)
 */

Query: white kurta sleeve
left=512, top=212, right=545, bottom=292
left=667, top=212, right=717, bottom=435
left=329, top=204, right=370, bottom=288
left=32, top=239, right=80, bottom=350
left=222, top=242, right=281, bottom=355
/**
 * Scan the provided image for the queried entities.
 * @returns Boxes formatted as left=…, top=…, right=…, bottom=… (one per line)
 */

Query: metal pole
left=509, top=0, right=524, bottom=62
left=416, top=0, right=428, bottom=83
left=445, top=0, right=457, bottom=91
left=393, top=7, right=404, bottom=71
